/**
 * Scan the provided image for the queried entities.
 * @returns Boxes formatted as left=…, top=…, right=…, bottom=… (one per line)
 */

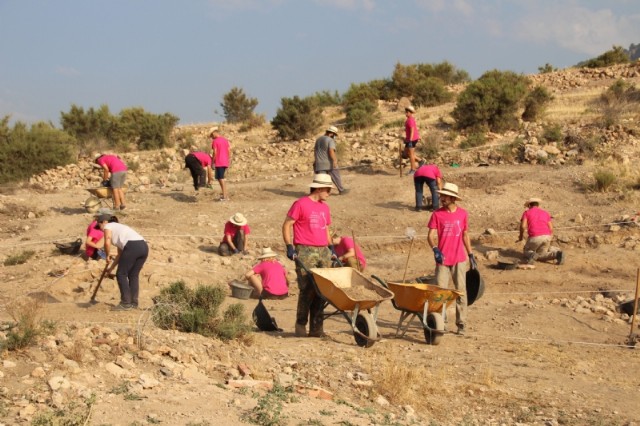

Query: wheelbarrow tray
left=386, top=282, right=462, bottom=314
left=86, top=186, right=127, bottom=199
left=310, top=267, right=394, bottom=312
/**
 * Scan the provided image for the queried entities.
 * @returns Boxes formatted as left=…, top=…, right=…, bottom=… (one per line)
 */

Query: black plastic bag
left=252, top=299, right=282, bottom=332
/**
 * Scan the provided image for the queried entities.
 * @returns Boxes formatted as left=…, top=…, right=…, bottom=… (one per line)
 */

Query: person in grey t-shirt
left=313, top=126, right=348, bottom=195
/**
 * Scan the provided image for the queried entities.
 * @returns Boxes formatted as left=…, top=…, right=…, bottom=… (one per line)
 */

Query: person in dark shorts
left=210, top=127, right=231, bottom=201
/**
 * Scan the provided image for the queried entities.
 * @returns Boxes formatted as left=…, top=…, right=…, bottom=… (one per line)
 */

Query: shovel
left=90, top=261, right=111, bottom=304
left=402, top=227, right=417, bottom=283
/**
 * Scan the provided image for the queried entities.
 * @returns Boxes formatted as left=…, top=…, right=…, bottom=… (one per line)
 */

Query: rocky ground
left=1, top=63, right=640, bottom=425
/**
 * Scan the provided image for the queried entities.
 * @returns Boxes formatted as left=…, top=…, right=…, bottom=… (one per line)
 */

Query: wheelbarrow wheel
left=423, top=312, right=444, bottom=345
left=354, top=312, right=377, bottom=348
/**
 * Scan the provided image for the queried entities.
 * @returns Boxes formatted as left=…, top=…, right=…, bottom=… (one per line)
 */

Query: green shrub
left=343, top=83, right=380, bottom=131
left=580, top=45, right=629, bottom=68
left=152, top=280, right=251, bottom=341
left=366, top=78, right=395, bottom=101
left=593, top=170, right=617, bottom=192
left=0, top=118, right=76, bottom=185
left=380, top=118, right=405, bottom=130
left=417, top=137, right=440, bottom=161
left=309, top=90, right=343, bottom=107
left=271, top=96, right=323, bottom=140
left=60, top=105, right=178, bottom=151
left=1, top=299, right=46, bottom=351
left=238, top=113, right=266, bottom=132
left=459, top=132, right=486, bottom=150
left=31, top=396, right=95, bottom=426
left=592, top=79, right=640, bottom=127
left=413, top=77, right=453, bottom=107
left=538, top=63, right=556, bottom=74
left=452, top=70, right=530, bottom=132
left=541, top=123, right=563, bottom=143
left=522, top=86, right=553, bottom=122
left=388, top=62, right=460, bottom=107
left=221, top=87, right=259, bottom=124
left=3, top=249, right=35, bottom=266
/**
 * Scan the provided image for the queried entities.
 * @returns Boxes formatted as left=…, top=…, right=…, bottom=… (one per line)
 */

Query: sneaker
left=556, top=251, right=565, bottom=265
left=111, top=303, right=132, bottom=311
left=406, top=169, right=415, bottom=176
left=526, top=252, right=536, bottom=265
left=218, top=197, right=229, bottom=202
left=308, top=329, right=326, bottom=338
left=119, top=205, right=126, bottom=211
left=339, top=189, right=350, bottom=195
left=294, top=323, right=307, bottom=337
left=418, top=159, right=426, bottom=167
left=456, top=324, right=466, bottom=335
left=415, top=206, right=421, bottom=212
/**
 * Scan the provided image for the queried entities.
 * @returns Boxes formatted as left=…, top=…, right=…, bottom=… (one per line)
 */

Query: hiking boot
left=526, top=252, right=536, bottom=265
left=415, top=206, right=421, bottom=212
left=294, top=323, right=307, bottom=337
left=339, top=188, right=350, bottom=195
left=308, top=329, right=326, bottom=338
left=556, top=251, right=565, bottom=265
left=406, top=169, right=415, bottom=176
left=456, top=324, right=466, bottom=335
left=418, top=159, right=426, bottom=167
left=111, top=303, right=132, bottom=311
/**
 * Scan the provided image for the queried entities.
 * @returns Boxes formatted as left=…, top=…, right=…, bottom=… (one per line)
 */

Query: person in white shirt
left=96, top=214, right=149, bottom=311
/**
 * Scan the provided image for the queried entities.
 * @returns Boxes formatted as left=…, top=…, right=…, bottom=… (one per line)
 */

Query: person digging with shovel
left=96, top=213, right=149, bottom=311
left=427, top=182, right=476, bottom=336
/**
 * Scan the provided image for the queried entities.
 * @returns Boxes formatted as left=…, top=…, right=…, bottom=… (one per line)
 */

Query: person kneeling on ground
left=84, top=208, right=114, bottom=261
left=219, top=213, right=250, bottom=256
left=331, top=234, right=366, bottom=272
left=517, top=198, right=565, bottom=265
left=97, top=213, right=149, bottom=311
left=244, top=247, right=290, bottom=299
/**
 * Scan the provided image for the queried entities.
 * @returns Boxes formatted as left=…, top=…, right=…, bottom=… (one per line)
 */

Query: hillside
left=0, top=63, right=639, bottom=425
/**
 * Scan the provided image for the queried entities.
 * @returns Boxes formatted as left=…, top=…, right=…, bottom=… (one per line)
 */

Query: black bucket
left=466, top=269, right=485, bottom=306
left=619, top=299, right=639, bottom=316
left=253, top=299, right=282, bottom=332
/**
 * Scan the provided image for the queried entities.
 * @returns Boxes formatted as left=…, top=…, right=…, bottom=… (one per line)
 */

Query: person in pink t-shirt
left=85, top=220, right=105, bottom=260
left=331, top=235, right=366, bottom=272
left=282, top=174, right=335, bottom=338
left=244, top=247, right=290, bottom=299
left=413, top=164, right=443, bottom=212
left=95, top=154, right=128, bottom=210
left=403, top=106, right=425, bottom=175
left=219, top=213, right=251, bottom=256
left=517, top=198, right=565, bottom=265
left=184, top=149, right=213, bottom=192
left=427, top=182, right=475, bottom=335
left=210, top=127, right=231, bottom=201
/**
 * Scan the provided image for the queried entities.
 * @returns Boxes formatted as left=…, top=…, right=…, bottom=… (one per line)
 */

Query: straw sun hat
left=436, top=182, right=462, bottom=200
left=257, top=247, right=278, bottom=260
left=309, top=174, right=335, bottom=189
left=229, top=213, right=247, bottom=226
left=524, top=197, right=542, bottom=207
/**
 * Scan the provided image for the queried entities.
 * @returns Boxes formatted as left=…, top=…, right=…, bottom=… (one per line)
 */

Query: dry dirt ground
left=1, top=158, right=639, bottom=425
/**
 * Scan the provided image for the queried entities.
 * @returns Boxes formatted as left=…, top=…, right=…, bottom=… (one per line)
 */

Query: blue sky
left=1, top=0, right=639, bottom=126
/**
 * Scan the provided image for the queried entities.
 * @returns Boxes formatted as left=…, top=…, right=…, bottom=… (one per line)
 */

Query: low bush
left=221, top=87, right=259, bottom=124
left=3, top=250, right=35, bottom=266
left=459, top=133, right=486, bottom=150
left=593, top=170, right=617, bottom=192
left=0, top=298, right=53, bottom=351
left=538, top=63, right=556, bottom=74
left=271, top=96, right=323, bottom=140
left=541, top=123, right=563, bottom=143
left=152, top=280, right=251, bottom=341
left=579, top=45, right=629, bottom=68
left=591, top=79, right=640, bottom=128
left=343, top=83, right=380, bottom=131
left=522, top=86, right=553, bottom=122
left=309, top=90, right=342, bottom=107
left=238, top=113, right=266, bottom=132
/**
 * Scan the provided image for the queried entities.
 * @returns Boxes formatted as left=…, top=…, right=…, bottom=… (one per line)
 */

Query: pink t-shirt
left=97, top=155, right=127, bottom=173
left=192, top=151, right=212, bottom=167
left=221, top=222, right=251, bottom=243
left=85, top=220, right=104, bottom=257
left=335, top=236, right=366, bottom=269
left=405, top=116, right=420, bottom=142
left=211, top=137, right=230, bottom=167
left=521, top=207, right=552, bottom=237
left=287, top=196, right=332, bottom=246
left=428, top=206, right=469, bottom=266
left=414, top=164, right=441, bottom=179
left=253, top=260, right=288, bottom=296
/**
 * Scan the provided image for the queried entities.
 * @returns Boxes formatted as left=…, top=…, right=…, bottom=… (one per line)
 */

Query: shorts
left=215, top=167, right=227, bottom=180
left=110, top=171, right=127, bottom=188
left=404, top=140, right=419, bottom=148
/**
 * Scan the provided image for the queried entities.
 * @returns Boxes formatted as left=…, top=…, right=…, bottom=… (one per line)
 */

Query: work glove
left=433, top=247, right=444, bottom=265
left=286, top=244, right=297, bottom=261
left=328, top=244, right=338, bottom=259
left=233, top=249, right=240, bottom=255
left=468, top=253, right=477, bottom=270
left=101, top=180, right=111, bottom=187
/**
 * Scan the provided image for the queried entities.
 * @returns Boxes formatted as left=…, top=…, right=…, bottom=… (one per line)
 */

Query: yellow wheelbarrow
left=85, top=186, right=127, bottom=211
left=299, top=261, right=394, bottom=348
left=372, top=276, right=462, bottom=345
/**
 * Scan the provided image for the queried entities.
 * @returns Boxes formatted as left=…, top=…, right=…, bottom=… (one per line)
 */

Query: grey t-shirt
left=314, top=135, right=336, bottom=171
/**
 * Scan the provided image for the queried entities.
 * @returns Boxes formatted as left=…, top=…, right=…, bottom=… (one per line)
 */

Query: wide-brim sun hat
left=230, top=212, right=247, bottom=226
left=437, top=182, right=462, bottom=200
left=405, top=105, right=415, bottom=113
left=309, top=174, right=335, bottom=189
left=258, top=247, right=278, bottom=260
left=524, top=197, right=542, bottom=207
left=208, top=126, right=219, bottom=136
left=326, top=125, right=339, bottom=135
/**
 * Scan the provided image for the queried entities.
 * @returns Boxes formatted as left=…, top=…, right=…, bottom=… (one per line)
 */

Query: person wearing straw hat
left=313, top=125, right=349, bottom=195
left=96, top=213, right=148, bottom=311
left=427, top=182, right=475, bottom=335
left=331, top=234, right=366, bottom=272
left=184, top=148, right=213, bottom=193
left=518, top=198, right=565, bottom=265
left=95, top=154, right=128, bottom=210
left=219, top=212, right=251, bottom=256
left=210, top=127, right=231, bottom=201
left=282, top=174, right=337, bottom=337
left=403, top=106, right=425, bottom=175
left=244, top=247, right=290, bottom=299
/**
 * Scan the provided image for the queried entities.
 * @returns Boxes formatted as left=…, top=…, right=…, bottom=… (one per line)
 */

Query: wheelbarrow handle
left=370, top=275, right=389, bottom=289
